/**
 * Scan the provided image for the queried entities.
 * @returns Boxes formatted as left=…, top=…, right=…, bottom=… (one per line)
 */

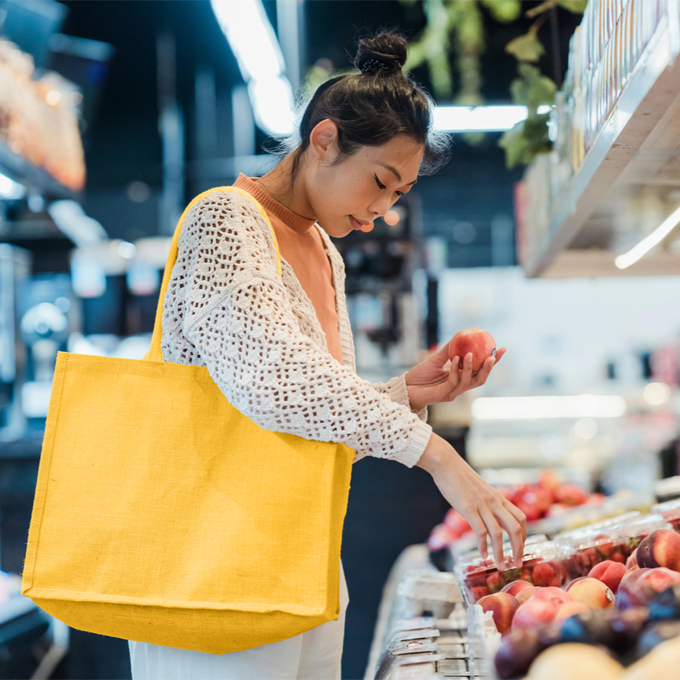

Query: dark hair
left=270, top=30, right=451, bottom=182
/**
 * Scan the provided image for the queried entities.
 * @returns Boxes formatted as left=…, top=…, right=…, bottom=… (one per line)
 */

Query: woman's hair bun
left=354, top=30, right=408, bottom=75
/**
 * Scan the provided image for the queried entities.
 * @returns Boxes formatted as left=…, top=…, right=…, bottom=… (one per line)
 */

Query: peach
left=640, top=567, right=680, bottom=594
left=532, top=586, right=572, bottom=603
left=554, top=601, right=590, bottom=621
left=566, top=577, right=615, bottom=609
left=627, top=548, right=638, bottom=570
left=588, top=560, right=628, bottom=594
left=517, top=586, right=542, bottom=604
left=616, top=568, right=651, bottom=610
left=532, top=561, right=566, bottom=587
left=501, top=580, right=535, bottom=597
left=513, top=596, right=562, bottom=631
left=448, top=328, right=496, bottom=373
left=478, top=592, right=520, bottom=635
left=637, top=529, right=680, bottom=572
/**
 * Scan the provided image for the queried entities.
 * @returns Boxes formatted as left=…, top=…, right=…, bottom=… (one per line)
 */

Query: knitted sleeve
left=161, top=190, right=432, bottom=467
left=372, top=374, right=429, bottom=423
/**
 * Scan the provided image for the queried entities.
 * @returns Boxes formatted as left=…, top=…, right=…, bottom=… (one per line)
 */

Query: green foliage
left=505, top=28, right=545, bottom=62
left=510, top=63, right=556, bottom=114
left=499, top=112, right=552, bottom=168
left=558, top=0, right=588, bottom=14
left=479, top=0, right=521, bottom=22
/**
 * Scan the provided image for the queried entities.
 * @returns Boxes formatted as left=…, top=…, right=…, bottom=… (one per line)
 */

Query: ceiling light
left=471, top=394, right=627, bottom=420
left=210, top=0, right=295, bottom=136
left=432, top=105, right=551, bottom=132
left=643, top=382, right=671, bottom=405
left=615, top=205, right=680, bottom=269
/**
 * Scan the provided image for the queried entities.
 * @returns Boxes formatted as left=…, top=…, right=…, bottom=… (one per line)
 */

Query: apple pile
left=488, top=529, right=680, bottom=679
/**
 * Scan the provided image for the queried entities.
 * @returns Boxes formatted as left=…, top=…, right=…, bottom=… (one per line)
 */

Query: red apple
left=588, top=560, right=628, bottom=594
left=555, top=484, right=587, bottom=507
left=478, top=592, right=520, bottom=635
left=448, top=328, right=496, bottom=373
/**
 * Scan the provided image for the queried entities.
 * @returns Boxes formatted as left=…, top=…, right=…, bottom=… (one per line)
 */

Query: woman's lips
left=350, top=216, right=373, bottom=232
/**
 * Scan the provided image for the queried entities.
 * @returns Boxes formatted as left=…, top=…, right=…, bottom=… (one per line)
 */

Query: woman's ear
left=309, top=119, right=339, bottom=163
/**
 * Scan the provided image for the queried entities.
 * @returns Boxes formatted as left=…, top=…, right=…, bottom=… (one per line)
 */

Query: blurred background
left=2, top=1, right=680, bottom=678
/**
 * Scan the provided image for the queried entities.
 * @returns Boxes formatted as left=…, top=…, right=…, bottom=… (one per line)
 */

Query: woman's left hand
left=405, top=343, right=507, bottom=412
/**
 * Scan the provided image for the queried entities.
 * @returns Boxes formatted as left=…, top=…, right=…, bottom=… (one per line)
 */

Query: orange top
left=233, top=173, right=344, bottom=364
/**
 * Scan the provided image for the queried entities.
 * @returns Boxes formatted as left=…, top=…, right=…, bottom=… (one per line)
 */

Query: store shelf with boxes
left=516, top=0, right=680, bottom=279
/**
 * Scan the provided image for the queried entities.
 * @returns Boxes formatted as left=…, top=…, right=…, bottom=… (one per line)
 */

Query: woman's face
left=305, top=121, right=425, bottom=238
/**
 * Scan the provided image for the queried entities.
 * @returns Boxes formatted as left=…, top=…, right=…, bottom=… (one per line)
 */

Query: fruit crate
left=455, top=542, right=565, bottom=605
left=652, top=499, right=680, bottom=533
left=555, top=514, right=671, bottom=583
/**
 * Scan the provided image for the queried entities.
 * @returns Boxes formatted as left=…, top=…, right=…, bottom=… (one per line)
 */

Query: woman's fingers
left=466, top=511, right=489, bottom=560
left=495, top=347, right=507, bottom=364
left=493, top=501, right=526, bottom=568
left=479, top=505, right=506, bottom=569
left=473, top=356, right=496, bottom=386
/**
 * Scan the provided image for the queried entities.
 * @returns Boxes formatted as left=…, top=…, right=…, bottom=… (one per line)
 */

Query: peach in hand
left=637, top=529, right=680, bottom=572
left=588, top=560, right=628, bottom=594
left=478, top=592, right=520, bottom=635
left=566, top=577, right=615, bottom=609
left=448, top=328, right=496, bottom=373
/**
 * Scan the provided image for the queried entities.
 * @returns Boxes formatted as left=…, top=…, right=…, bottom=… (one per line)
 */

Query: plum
left=636, top=621, right=680, bottom=658
left=648, top=583, right=680, bottom=620
left=558, top=611, right=620, bottom=651
left=494, top=629, right=547, bottom=680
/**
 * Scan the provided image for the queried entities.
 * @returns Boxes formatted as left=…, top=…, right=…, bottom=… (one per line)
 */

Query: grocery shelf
left=0, top=139, right=81, bottom=201
left=524, top=16, right=680, bottom=278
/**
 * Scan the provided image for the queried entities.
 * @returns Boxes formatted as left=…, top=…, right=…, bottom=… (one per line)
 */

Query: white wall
left=437, top=267, right=680, bottom=395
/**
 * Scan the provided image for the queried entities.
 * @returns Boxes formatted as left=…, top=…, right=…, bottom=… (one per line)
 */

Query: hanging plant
left=401, top=0, right=585, bottom=160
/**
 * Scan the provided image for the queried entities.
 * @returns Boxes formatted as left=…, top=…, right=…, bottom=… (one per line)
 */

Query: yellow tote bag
left=20, top=186, right=355, bottom=654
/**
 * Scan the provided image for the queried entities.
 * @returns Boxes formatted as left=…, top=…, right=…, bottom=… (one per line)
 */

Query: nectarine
left=478, top=592, right=520, bottom=635
left=637, top=529, right=680, bottom=572
left=448, top=328, right=496, bottom=373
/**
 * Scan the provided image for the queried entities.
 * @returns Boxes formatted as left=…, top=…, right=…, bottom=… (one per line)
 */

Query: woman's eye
left=374, top=174, right=386, bottom=190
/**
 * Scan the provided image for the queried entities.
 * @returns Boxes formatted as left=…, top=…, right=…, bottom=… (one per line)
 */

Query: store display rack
left=0, top=139, right=80, bottom=202
left=523, top=14, right=680, bottom=278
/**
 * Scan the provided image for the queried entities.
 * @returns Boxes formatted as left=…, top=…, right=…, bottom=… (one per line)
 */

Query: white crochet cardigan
left=160, top=188, right=433, bottom=467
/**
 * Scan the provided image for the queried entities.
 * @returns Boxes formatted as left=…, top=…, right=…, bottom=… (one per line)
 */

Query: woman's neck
left=254, top=153, right=317, bottom=221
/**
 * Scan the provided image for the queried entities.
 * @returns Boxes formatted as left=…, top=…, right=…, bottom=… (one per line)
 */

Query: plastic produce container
left=555, top=513, right=671, bottom=582
left=652, top=498, right=680, bottom=532
left=455, top=541, right=565, bottom=605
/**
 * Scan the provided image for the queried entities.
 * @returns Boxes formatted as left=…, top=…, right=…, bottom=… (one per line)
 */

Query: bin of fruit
left=556, top=514, right=671, bottom=583
left=653, top=499, right=680, bottom=533
left=456, top=541, right=566, bottom=605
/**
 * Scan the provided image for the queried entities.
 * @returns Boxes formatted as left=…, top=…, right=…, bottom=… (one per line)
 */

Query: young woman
left=128, top=29, right=525, bottom=680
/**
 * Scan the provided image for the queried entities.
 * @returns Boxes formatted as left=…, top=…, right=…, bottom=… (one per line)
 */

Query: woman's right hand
left=416, top=433, right=526, bottom=569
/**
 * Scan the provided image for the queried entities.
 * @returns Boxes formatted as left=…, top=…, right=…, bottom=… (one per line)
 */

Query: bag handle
left=145, top=186, right=282, bottom=363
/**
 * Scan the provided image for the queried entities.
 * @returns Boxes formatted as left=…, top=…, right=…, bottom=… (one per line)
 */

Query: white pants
left=128, top=560, right=349, bottom=680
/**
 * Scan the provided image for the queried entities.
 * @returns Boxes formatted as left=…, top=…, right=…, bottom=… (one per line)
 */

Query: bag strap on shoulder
left=145, top=186, right=282, bottom=363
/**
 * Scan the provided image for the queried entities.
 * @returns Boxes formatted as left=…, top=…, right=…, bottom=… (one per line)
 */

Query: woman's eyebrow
left=377, top=162, right=418, bottom=185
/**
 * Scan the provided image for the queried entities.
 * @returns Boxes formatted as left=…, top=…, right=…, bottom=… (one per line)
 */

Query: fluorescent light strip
left=615, top=204, right=680, bottom=269
left=471, top=394, right=627, bottom=420
left=210, top=0, right=294, bottom=136
left=209, top=1, right=552, bottom=140
left=432, top=105, right=552, bottom=132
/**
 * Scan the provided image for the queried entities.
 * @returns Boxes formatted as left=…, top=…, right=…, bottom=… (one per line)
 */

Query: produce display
left=478, top=528, right=680, bottom=679
left=653, top=499, right=680, bottom=532
left=457, top=541, right=567, bottom=604
left=555, top=514, right=670, bottom=582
